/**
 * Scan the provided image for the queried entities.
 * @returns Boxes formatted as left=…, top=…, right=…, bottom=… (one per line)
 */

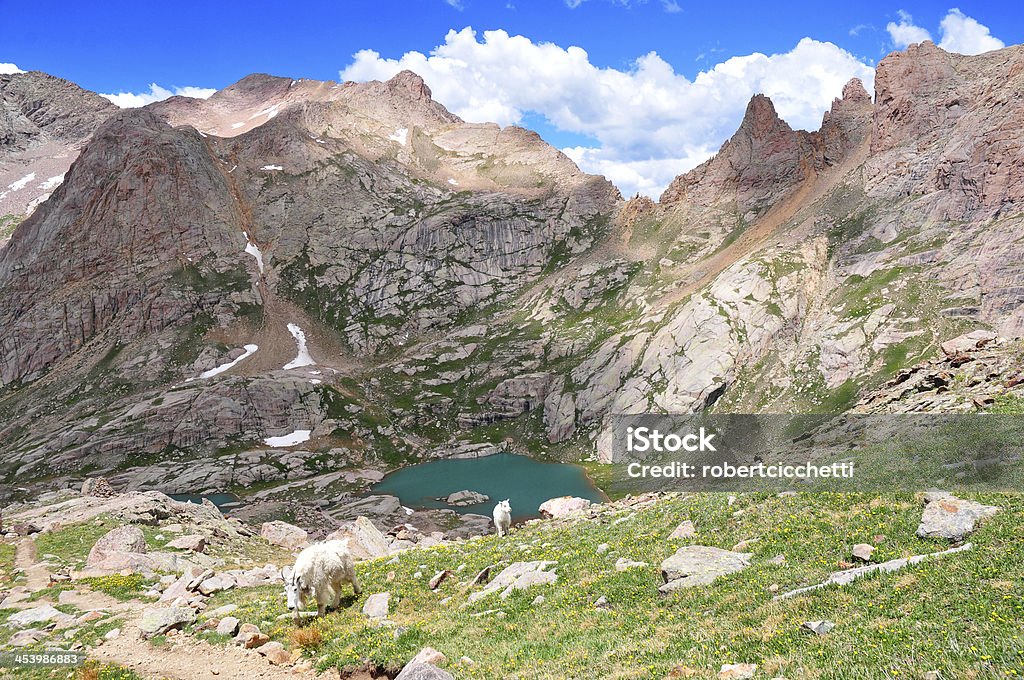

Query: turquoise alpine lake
left=170, top=492, right=241, bottom=508
left=371, top=453, right=607, bottom=522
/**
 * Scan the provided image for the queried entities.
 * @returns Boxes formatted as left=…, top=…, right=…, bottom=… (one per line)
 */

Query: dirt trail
left=91, top=624, right=329, bottom=680
left=14, top=538, right=50, bottom=591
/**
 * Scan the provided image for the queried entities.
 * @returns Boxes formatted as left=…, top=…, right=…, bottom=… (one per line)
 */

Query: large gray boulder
left=260, top=521, right=308, bottom=550
left=659, top=546, right=752, bottom=593
left=327, top=516, right=389, bottom=560
left=394, top=663, right=454, bottom=680
left=445, top=490, right=489, bottom=506
left=538, top=496, right=592, bottom=519
left=468, top=561, right=558, bottom=602
left=138, top=607, right=196, bottom=637
left=6, top=604, right=74, bottom=629
left=916, top=493, right=1000, bottom=541
left=87, top=525, right=147, bottom=565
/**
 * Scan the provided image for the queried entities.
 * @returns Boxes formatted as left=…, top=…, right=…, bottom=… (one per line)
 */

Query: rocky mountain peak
left=213, top=73, right=295, bottom=100
left=817, top=77, right=873, bottom=164
left=737, top=93, right=793, bottom=140
left=0, top=70, right=117, bottom=149
left=840, top=77, right=871, bottom=104
left=1, top=70, right=118, bottom=219
left=659, top=92, right=806, bottom=210
left=385, top=70, right=434, bottom=102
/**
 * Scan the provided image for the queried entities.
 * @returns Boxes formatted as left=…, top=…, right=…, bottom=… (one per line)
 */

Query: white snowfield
left=196, top=344, right=259, bottom=380
left=39, top=174, right=65, bottom=191
left=261, top=164, right=284, bottom=171
left=389, top=128, right=408, bottom=146
left=8, top=172, right=36, bottom=192
left=242, top=231, right=265, bottom=273
left=263, top=429, right=312, bottom=447
left=250, top=103, right=280, bottom=121
left=283, top=323, right=315, bottom=369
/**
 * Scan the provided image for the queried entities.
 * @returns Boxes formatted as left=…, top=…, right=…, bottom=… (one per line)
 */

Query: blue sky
left=2, top=1, right=1019, bottom=196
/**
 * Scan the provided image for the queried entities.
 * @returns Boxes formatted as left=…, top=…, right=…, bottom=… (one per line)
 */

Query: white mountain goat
left=284, top=540, right=360, bottom=621
left=493, top=499, right=512, bottom=536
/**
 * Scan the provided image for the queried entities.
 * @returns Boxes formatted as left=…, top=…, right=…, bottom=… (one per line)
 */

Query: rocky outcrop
left=659, top=546, right=752, bottom=593
left=916, top=492, right=1000, bottom=541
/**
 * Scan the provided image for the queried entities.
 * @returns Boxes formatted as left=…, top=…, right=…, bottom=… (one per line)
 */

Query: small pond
left=370, top=453, right=606, bottom=522
left=170, top=492, right=242, bottom=509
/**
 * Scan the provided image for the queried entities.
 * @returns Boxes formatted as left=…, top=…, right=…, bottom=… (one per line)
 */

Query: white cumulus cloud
left=886, top=10, right=932, bottom=47
left=938, top=8, right=1004, bottom=54
left=887, top=8, right=1004, bottom=55
left=341, top=28, right=873, bottom=198
left=100, top=83, right=217, bottom=108
left=0, top=63, right=26, bottom=74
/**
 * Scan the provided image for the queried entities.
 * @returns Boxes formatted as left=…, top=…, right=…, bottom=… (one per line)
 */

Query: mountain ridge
left=0, top=41, right=1021, bottom=507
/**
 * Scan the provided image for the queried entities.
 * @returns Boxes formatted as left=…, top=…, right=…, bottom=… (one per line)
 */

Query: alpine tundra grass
left=195, top=492, right=1023, bottom=679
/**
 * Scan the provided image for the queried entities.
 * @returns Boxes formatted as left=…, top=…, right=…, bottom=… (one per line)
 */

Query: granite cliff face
left=0, top=42, right=1022, bottom=502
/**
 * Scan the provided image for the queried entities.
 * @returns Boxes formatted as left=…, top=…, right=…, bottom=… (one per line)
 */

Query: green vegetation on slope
left=0, top=214, right=21, bottom=241
left=201, top=492, right=1023, bottom=679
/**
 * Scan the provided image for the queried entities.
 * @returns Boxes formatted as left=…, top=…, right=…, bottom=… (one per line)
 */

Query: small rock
left=87, top=526, right=147, bottom=566
left=7, top=605, right=70, bottom=629
left=660, top=546, right=751, bottom=593
left=768, top=554, right=786, bottom=565
left=801, top=620, right=836, bottom=635
left=394, top=662, right=454, bottom=680
left=411, top=647, right=447, bottom=666
left=363, top=592, right=391, bottom=619
left=104, top=628, right=121, bottom=640
left=669, top=521, right=697, bottom=540
left=531, top=595, right=545, bottom=605
left=445, top=490, right=490, bottom=506
left=256, top=641, right=292, bottom=665
left=166, top=534, right=207, bottom=552
left=429, top=570, right=453, bottom=590
left=235, top=623, right=268, bottom=648
left=719, top=663, right=757, bottom=679
left=596, top=543, right=610, bottom=554
left=594, top=595, right=610, bottom=609
left=10, top=629, right=49, bottom=647
left=216, top=616, right=240, bottom=636
left=77, top=610, right=105, bottom=624
left=920, top=672, right=941, bottom=680
left=732, top=537, right=758, bottom=551
left=614, top=557, right=648, bottom=571
left=852, top=544, right=875, bottom=562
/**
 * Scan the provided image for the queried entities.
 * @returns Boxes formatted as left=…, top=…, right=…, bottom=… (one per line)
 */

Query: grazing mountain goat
left=493, top=499, right=512, bottom=537
left=284, top=540, right=360, bottom=621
